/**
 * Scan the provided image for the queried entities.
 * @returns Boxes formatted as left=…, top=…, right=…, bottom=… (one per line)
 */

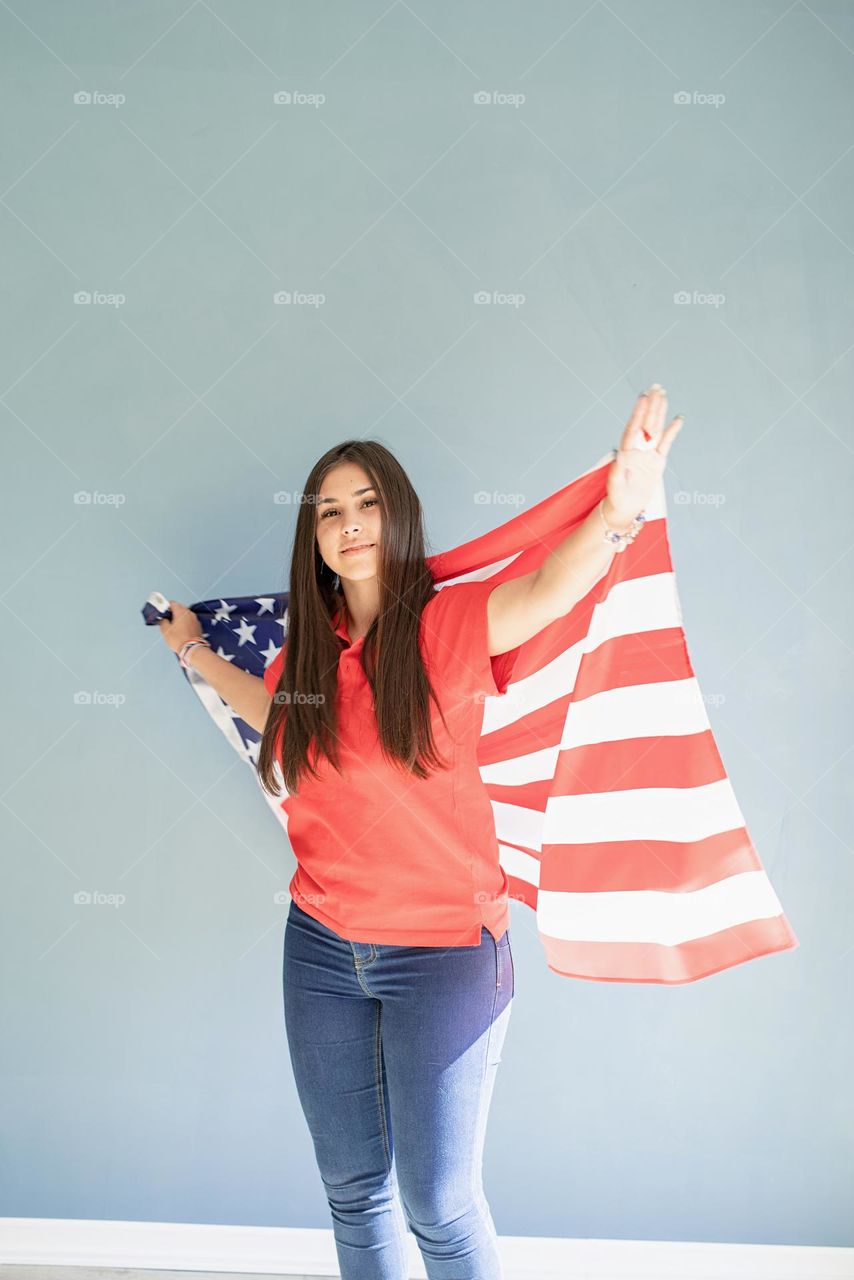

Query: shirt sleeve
left=424, top=581, right=518, bottom=700
left=263, top=645, right=285, bottom=696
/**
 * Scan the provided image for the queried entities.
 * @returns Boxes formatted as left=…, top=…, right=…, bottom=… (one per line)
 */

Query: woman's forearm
left=531, top=496, right=638, bottom=621
left=184, top=644, right=272, bottom=735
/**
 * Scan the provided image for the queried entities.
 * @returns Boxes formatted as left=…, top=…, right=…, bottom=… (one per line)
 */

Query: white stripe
left=542, top=778, right=746, bottom=845
left=536, top=869, right=784, bottom=946
left=491, top=798, right=546, bottom=853
left=188, top=668, right=291, bottom=836
left=561, top=676, right=712, bottom=749
left=479, top=742, right=560, bottom=786
left=498, top=842, right=541, bottom=887
left=483, top=679, right=710, bottom=802
left=585, top=568, right=682, bottom=652
left=482, top=563, right=679, bottom=736
left=187, top=668, right=254, bottom=763
left=440, top=549, right=525, bottom=586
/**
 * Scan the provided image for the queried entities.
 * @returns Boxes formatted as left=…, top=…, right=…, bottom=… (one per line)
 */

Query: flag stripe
left=539, top=915, right=798, bottom=985
left=538, top=828, right=763, bottom=894
left=535, top=868, right=782, bottom=945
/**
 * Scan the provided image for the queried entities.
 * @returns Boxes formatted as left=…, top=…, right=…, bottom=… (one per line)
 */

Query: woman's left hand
left=604, top=383, right=684, bottom=526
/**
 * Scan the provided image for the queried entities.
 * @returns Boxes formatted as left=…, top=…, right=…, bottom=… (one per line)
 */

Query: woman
left=158, top=385, right=683, bottom=1279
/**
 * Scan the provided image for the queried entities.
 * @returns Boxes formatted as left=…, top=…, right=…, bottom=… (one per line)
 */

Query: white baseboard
left=1, top=1218, right=853, bottom=1279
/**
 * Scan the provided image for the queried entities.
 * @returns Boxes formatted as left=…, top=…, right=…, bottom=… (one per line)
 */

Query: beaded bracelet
left=178, top=638, right=211, bottom=670
left=599, top=499, right=647, bottom=553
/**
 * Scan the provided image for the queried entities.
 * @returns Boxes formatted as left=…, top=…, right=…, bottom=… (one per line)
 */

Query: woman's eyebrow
left=317, top=486, right=376, bottom=506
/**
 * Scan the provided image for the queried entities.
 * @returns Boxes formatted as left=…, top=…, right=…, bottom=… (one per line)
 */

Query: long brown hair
left=257, top=440, right=451, bottom=797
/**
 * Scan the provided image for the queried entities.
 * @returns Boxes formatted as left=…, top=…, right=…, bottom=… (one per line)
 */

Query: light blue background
left=2, top=0, right=851, bottom=1250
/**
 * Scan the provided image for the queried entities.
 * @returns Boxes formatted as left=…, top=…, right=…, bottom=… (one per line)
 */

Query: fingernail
left=649, top=382, right=663, bottom=391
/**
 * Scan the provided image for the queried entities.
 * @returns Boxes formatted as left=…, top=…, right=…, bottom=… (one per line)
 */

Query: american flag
left=142, top=449, right=798, bottom=984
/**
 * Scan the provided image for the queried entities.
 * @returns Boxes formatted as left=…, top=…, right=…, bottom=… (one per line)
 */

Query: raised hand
left=604, top=383, right=684, bottom=525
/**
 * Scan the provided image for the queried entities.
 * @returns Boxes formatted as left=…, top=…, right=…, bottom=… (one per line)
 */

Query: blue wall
left=1, top=0, right=850, bottom=1248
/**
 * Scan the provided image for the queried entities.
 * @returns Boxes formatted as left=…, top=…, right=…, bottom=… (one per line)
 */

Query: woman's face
left=314, top=461, right=382, bottom=584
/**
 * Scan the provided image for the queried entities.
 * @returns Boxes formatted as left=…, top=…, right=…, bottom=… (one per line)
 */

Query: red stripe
left=485, top=775, right=554, bottom=812
left=540, top=915, right=799, bottom=984
left=539, top=827, right=763, bottom=893
left=553, top=730, right=726, bottom=794
left=573, top=625, right=696, bottom=698
left=479, top=696, right=568, bottom=762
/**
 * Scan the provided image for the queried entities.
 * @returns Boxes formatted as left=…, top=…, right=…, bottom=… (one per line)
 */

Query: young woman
left=158, top=385, right=683, bottom=1280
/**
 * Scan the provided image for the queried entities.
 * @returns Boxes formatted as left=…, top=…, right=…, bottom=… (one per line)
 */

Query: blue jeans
left=282, top=899, right=514, bottom=1280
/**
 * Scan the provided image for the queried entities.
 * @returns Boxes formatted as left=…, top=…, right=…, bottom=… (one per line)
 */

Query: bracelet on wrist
left=178, top=638, right=211, bottom=670
left=599, top=499, right=647, bottom=553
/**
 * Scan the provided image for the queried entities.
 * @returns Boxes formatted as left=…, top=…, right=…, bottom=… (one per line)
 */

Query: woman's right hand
left=157, top=600, right=204, bottom=655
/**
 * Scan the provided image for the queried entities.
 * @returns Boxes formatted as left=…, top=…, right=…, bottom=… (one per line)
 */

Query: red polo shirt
left=262, top=580, right=517, bottom=946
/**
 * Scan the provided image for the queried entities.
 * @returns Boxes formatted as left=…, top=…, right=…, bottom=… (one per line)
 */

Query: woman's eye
left=321, top=498, right=377, bottom=519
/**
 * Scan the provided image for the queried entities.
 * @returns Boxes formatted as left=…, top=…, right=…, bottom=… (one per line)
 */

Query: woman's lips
left=341, top=543, right=374, bottom=555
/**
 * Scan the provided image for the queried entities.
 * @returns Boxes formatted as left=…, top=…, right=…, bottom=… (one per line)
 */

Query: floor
left=0, top=1271, right=334, bottom=1280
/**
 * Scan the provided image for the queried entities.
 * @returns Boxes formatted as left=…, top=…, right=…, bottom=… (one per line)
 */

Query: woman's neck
left=339, top=580, right=379, bottom=641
